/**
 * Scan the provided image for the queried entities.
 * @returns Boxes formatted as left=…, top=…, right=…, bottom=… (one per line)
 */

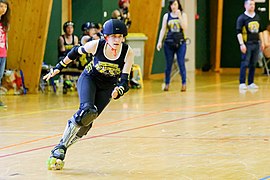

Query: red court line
left=0, top=100, right=267, bottom=159
left=2, top=100, right=261, bottom=151
left=0, top=134, right=62, bottom=150
left=0, top=100, right=267, bottom=150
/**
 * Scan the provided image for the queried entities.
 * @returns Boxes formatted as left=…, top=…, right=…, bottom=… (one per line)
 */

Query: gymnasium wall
left=44, top=0, right=61, bottom=66
left=8, top=0, right=53, bottom=93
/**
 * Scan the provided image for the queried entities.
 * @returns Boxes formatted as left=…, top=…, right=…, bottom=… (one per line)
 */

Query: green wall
left=44, top=0, right=61, bottom=65
left=152, top=1, right=168, bottom=74
left=195, top=0, right=210, bottom=70
left=72, top=0, right=103, bottom=37
left=44, top=0, right=120, bottom=65
left=72, top=0, right=118, bottom=37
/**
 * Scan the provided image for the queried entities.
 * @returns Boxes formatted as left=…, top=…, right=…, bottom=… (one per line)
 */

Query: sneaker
left=239, top=83, right=247, bottom=90
left=247, top=83, right=259, bottom=89
left=130, top=78, right=141, bottom=89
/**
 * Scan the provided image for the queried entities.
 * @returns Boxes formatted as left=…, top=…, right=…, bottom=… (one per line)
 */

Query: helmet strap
left=105, top=36, right=117, bottom=57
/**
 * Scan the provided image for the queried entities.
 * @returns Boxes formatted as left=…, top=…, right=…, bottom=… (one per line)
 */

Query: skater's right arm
left=156, top=13, right=168, bottom=51
left=236, top=15, right=246, bottom=54
left=43, top=40, right=99, bottom=81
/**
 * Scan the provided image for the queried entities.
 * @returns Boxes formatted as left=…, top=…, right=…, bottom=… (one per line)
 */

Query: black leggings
left=76, top=71, right=115, bottom=137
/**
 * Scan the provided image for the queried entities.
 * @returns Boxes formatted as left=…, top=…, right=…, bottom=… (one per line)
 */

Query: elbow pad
left=67, top=46, right=80, bottom=60
left=114, top=73, right=130, bottom=99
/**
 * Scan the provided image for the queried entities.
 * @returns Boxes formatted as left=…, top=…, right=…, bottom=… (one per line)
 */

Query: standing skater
left=44, top=19, right=134, bottom=170
left=156, top=0, right=188, bottom=92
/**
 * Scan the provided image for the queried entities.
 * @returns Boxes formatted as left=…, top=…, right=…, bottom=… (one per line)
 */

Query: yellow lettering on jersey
left=94, top=62, right=121, bottom=77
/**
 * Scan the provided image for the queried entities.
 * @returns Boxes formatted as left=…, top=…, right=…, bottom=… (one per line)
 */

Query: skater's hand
left=111, top=87, right=119, bottom=99
left=43, top=68, right=60, bottom=81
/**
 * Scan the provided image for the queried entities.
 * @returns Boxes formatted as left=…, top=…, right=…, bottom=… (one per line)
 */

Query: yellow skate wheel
left=47, top=157, right=65, bottom=170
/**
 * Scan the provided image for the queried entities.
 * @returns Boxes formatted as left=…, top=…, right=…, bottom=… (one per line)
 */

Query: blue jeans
left=164, top=42, right=187, bottom=85
left=0, top=57, right=6, bottom=86
left=239, top=43, right=260, bottom=85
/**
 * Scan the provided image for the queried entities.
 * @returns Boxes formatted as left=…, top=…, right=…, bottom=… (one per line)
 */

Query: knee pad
left=73, top=103, right=98, bottom=127
left=76, top=123, right=93, bottom=138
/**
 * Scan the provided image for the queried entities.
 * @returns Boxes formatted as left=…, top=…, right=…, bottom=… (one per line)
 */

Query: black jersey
left=86, top=39, right=129, bottom=84
left=236, top=13, right=262, bottom=43
left=58, top=35, right=75, bottom=58
left=165, top=12, right=185, bottom=41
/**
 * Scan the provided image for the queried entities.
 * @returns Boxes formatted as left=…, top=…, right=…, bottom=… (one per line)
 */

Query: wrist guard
left=54, top=60, right=67, bottom=71
left=114, top=73, right=129, bottom=99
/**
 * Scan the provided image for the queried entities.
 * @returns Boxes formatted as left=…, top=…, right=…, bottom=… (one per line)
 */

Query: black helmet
left=102, top=19, right=127, bottom=37
left=81, top=22, right=96, bottom=32
left=63, top=21, right=74, bottom=33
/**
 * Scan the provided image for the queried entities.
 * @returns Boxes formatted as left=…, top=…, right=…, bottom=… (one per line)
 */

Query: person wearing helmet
left=80, top=21, right=99, bottom=45
left=58, top=21, right=79, bottom=93
left=58, top=21, right=79, bottom=60
left=95, top=23, right=104, bottom=39
left=156, top=0, right=188, bottom=92
left=44, top=19, right=134, bottom=170
left=78, top=21, right=99, bottom=70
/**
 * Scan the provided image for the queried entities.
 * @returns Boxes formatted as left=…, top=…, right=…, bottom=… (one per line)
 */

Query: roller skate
left=47, top=145, right=67, bottom=170
left=130, top=78, right=141, bottom=89
left=63, top=80, right=73, bottom=94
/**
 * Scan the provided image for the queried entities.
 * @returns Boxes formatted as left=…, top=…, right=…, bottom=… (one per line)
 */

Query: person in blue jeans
left=0, top=0, right=10, bottom=107
left=44, top=19, right=134, bottom=170
left=156, top=0, right=188, bottom=92
left=236, top=0, right=264, bottom=90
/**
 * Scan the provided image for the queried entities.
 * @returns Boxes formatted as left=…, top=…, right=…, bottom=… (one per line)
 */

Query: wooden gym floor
left=0, top=72, right=270, bottom=180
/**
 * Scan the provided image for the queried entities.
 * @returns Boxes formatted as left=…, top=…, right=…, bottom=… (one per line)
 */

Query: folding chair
left=262, top=56, right=270, bottom=76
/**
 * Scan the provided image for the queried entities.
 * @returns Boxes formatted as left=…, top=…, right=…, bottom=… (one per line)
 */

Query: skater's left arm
left=43, top=40, right=99, bottom=81
left=112, top=47, right=134, bottom=99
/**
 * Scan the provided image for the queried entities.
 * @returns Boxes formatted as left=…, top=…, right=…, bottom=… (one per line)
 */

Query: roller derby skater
left=44, top=19, right=134, bottom=170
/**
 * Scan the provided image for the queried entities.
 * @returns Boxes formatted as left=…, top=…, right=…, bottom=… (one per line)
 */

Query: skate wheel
left=47, top=157, right=65, bottom=170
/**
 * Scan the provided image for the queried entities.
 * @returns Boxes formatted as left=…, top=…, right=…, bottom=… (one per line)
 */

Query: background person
left=236, top=0, right=264, bottom=90
left=156, top=0, right=188, bottom=92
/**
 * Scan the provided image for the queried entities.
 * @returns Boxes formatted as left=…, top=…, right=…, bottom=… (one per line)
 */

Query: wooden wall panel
left=210, top=0, right=223, bottom=72
left=129, top=1, right=162, bottom=78
left=8, top=0, right=52, bottom=93
left=62, top=0, right=72, bottom=31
